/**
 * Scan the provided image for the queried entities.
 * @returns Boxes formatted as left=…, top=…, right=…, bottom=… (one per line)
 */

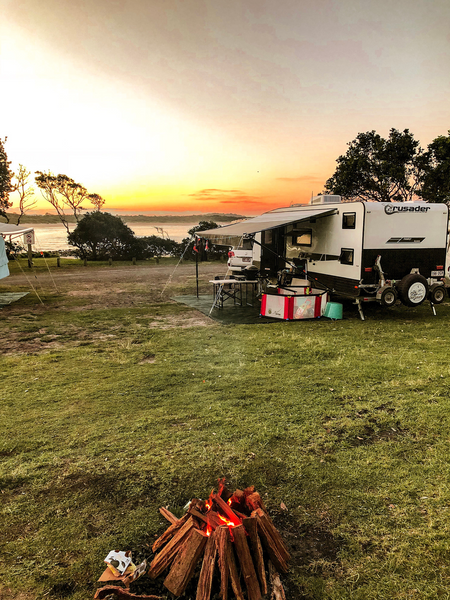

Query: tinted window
left=342, top=212, right=356, bottom=229
left=263, top=230, right=273, bottom=245
left=340, top=248, right=354, bottom=265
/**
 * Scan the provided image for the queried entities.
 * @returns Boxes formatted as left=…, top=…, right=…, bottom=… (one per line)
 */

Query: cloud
left=219, top=199, right=268, bottom=205
left=187, top=188, right=270, bottom=205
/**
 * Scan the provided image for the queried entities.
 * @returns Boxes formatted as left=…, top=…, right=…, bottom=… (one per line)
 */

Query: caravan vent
left=309, top=195, right=341, bottom=205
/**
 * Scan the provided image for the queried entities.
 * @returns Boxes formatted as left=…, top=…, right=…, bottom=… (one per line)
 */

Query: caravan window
left=340, top=248, right=354, bottom=265
left=342, top=212, right=356, bottom=229
left=291, top=229, right=312, bottom=247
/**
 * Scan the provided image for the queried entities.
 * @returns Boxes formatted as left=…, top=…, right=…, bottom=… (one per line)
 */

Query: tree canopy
left=0, top=137, right=14, bottom=220
left=68, top=212, right=180, bottom=260
left=68, top=212, right=141, bottom=260
left=324, top=129, right=425, bottom=202
left=35, top=171, right=105, bottom=232
left=420, top=131, right=450, bottom=203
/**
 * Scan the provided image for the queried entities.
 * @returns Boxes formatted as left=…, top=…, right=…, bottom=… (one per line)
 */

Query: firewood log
left=227, top=540, right=245, bottom=600
left=159, top=507, right=179, bottom=524
left=163, top=528, right=207, bottom=597
left=243, top=517, right=268, bottom=595
left=207, top=510, right=225, bottom=530
left=188, top=507, right=209, bottom=525
left=152, top=513, right=191, bottom=553
left=149, top=518, right=196, bottom=578
left=196, top=529, right=218, bottom=600
left=245, top=492, right=267, bottom=513
left=215, top=526, right=230, bottom=600
left=213, top=494, right=241, bottom=525
left=244, top=485, right=255, bottom=496
left=232, top=524, right=262, bottom=600
left=252, top=509, right=289, bottom=573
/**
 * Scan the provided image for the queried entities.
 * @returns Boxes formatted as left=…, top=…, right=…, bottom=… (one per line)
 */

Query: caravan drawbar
left=256, top=196, right=449, bottom=309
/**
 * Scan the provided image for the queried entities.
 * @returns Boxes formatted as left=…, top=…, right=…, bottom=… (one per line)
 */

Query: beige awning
left=197, top=206, right=337, bottom=245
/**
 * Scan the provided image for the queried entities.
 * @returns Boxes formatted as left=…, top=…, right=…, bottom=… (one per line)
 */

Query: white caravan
left=200, top=196, right=449, bottom=312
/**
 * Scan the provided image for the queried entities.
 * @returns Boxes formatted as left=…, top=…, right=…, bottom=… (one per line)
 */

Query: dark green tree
left=324, top=129, right=425, bottom=202
left=68, top=212, right=141, bottom=260
left=420, top=131, right=450, bottom=203
left=138, top=235, right=180, bottom=259
left=0, top=137, right=14, bottom=221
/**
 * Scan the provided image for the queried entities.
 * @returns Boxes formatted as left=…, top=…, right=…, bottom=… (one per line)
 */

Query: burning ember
left=148, top=479, right=290, bottom=600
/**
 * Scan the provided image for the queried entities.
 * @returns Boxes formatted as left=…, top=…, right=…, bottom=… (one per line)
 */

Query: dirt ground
left=0, top=261, right=227, bottom=354
left=1, top=261, right=226, bottom=308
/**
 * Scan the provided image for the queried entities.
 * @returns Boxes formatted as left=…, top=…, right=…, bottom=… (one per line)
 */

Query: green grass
left=2, top=278, right=450, bottom=599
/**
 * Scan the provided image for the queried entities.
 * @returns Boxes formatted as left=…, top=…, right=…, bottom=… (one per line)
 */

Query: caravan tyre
left=429, top=283, right=446, bottom=305
left=380, top=287, right=397, bottom=307
left=397, top=274, right=428, bottom=307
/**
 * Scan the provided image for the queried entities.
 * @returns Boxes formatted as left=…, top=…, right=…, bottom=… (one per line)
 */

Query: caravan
left=200, top=196, right=449, bottom=315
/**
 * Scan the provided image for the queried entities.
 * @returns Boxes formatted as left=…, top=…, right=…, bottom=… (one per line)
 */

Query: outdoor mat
left=172, top=294, right=278, bottom=324
left=0, top=292, right=29, bottom=307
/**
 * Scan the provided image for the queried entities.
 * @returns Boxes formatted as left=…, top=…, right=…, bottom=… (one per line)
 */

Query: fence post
left=56, top=257, right=61, bottom=267
left=132, top=257, right=136, bottom=265
left=27, top=243, right=33, bottom=268
left=84, top=258, right=87, bottom=267
left=109, top=258, right=112, bottom=266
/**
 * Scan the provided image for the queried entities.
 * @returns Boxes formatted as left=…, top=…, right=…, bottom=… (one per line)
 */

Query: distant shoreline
left=2, top=212, right=247, bottom=225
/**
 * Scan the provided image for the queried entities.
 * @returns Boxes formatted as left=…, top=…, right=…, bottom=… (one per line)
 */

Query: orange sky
left=1, top=0, right=449, bottom=216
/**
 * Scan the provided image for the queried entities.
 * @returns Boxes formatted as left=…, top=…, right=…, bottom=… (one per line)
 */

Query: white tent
left=0, top=223, right=35, bottom=280
left=0, top=223, right=34, bottom=239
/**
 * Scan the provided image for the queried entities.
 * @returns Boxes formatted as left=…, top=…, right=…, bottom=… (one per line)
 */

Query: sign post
left=23, top=231, right=35, bottom=268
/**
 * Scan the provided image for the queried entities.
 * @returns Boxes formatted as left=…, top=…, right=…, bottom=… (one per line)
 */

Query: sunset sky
left=1, top=0, right=449, bottom=215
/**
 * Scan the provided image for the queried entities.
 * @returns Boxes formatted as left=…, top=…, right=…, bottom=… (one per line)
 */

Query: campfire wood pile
left=149, top=480, right=290, bottom=600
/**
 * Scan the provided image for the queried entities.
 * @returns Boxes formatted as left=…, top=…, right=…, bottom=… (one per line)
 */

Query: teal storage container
left=324, top=302, right=343, bottom=320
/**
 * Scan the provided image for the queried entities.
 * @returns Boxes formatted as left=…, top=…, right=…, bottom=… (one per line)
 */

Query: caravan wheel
left=429, top=283, right=446, bottom=304
left=397, top=274, right=428, bottom=307
left=380, top=287, right=397, bottom=307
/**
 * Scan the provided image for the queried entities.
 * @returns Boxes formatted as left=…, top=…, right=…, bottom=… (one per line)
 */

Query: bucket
left=324, top=301, right=343, bottom=320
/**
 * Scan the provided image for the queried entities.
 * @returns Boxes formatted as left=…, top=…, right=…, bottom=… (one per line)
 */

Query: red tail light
left=228, top=251, right=235, bottom=258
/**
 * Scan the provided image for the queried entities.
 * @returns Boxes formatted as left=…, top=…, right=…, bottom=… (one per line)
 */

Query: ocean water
left=26, top=222, right=199, bottom=251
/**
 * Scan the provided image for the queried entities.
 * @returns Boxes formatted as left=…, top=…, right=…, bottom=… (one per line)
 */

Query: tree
left=0, top=137, right=14, bottom=221
left=138, top=235, right=180, bottom=259
left=88, top=193, right=106, bottom=211
left=420, top=131, right=450, bottom=203
left=12, top=165, right=36, bottom=225
left=35, top=171, right=105, bottom=233
left=35, top=171, right=72, bottom=233
left=68, top=212, right=141, bottom=260
left=54, top=174, right=88, bottom=221
left=324, top=129, right=425, bottom=202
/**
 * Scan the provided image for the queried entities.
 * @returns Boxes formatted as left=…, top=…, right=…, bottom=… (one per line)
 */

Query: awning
left=0, top=224, right=34, bottom=238
left=197, top=206, right=337, bottom=245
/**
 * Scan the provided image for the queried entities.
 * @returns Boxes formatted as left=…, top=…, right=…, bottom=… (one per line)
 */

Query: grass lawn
left=1, top=259, right=450, bottom=599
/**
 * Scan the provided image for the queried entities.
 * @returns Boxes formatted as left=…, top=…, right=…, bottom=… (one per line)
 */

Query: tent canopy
left=197, top=206, right=337, bottom=245
left=0, top=223, right=34, bottom=238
